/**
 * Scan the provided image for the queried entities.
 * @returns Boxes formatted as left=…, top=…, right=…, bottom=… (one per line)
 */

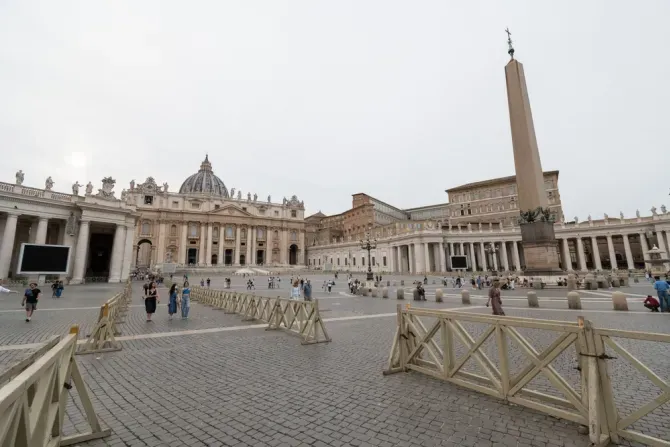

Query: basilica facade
left=0, top=156, right=307, bottom=283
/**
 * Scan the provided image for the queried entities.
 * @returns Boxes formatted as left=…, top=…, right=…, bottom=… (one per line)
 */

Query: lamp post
left=360, top=232, right=377, bottom=283
left=485, top=243, right=499, bottom=275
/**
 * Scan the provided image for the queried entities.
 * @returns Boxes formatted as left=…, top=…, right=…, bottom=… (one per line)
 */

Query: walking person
left=22, top=283, right=41, bottom=322
left=486, top=278, right=505, bottom=316
left=303, top=280, right=312, bottom=301
left=168, top=283, right=179, bottom=320
left=653, top=276, right=669, bottom=312
left=144, top=281, right=159, bottom=322
left=181, top=281, right=191, bottom=319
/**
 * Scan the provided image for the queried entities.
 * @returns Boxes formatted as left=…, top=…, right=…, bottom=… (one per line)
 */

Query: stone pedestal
left=567, top=291, right=582, bottom=310
left=382, top=287, right=389, bottom=298
left=527, top=291, right=539, bottom=308
left=461, top=289, right=470, bottom=305
left=612, top=291, right=628, bottom=311
left=519, top=221, right=561, bottom=275
left=435, top=289, right=443, bottom=303
left=397, top=289, right=404, bottom=300
left=567, top=273, right=577, bottom=291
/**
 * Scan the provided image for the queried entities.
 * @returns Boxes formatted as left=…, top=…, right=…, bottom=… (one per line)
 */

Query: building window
left=337, top=258, right=340, bottom=265
left=274, top=211, right=279, bottom=216
left=353, top=258, right=356, bottom=266
left=226, top=226, right=234, bottom=239
left=214, top=204, right=220, bottom=209
left=274, top=230, right=279, bottom=240
left=291, top=210, right=297, bottom=218
left=372, top=257, right=376, bottom=266
left=170, top=225, right=177, bottom=237
left=213, top=227, right=219, bottom=238
left=362, top=257, right=365, bottom=266
left=241, top=229, right=246, bottom=239
left=345, top=258, right=348, bottom=265
left=172, top=201, right=179, bottom=209
left=189, top=223, right=198, bottom=237
left=291, top=231, right=297, bottom=241
left=259, top=209, right=265, bottom=215
left=141, top=221, right=150, bottom=235
left=191, top=202, right=200, bottom=210
left=144, top=196, right=153, bottom=205
left=257, top=228, right=265, bottom=239
left=383, top=256, right=387, bottom=267
left=242, top=207, right=247, bottom=211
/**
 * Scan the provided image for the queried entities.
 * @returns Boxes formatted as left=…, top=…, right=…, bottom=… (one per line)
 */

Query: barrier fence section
left=77, top=281, right=132, bottom=355
left=384, top=305, right=670, bottom=447
left=0, top=326, right=111, bottom=446
left=189, top=286, right=331, bottom=345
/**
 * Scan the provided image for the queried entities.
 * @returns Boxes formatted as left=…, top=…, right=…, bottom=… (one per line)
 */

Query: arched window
left=189, top=223, right=198, bottom=237
left=290, top=231, right=297, bottom=241
left=170, top=225, right=177, bottom=237
left=257, top=228, right=264, bottom=239
left=226, top=226, right=234, bottom=238
left=274, top=230, right=279, bottom=239
left=141, top=221, right=150, bottom=235
left=213, top=227, right=219, bottom=238
left=241, top=228, right=246, bottom=239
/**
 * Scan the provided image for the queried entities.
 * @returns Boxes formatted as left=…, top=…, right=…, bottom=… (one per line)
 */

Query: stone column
left=217, top=224, right=224, bottom=265
left=34, top=217, right=49, bottom=244
left=606, top=235, right=618, bottom=270
left=0, top=213, right=19, bottom=279
left=247, top=226, right=254, bottom=265
left=562, top=238, right=572, bottom=271
left=512, top=241, right=521, bottom=271
left=156, top=221, right=167, bottom=263
left=657, top=231, right=669, bottom=257
left=423, top=243, right=430, bottom=273
left=639, top=232, right=650, bottom=268
left=459, top=242, right=464, bottom=256
left=280, top=229, right=288, bottom=265
left=266, top=228, right=273, bottom=266
left=62, top=231, right=76, bottom=278
left=448, top=242, right=454, bottom=269
left=71, top=220, right=90, bottom=284
left=408, top=244, right=414, bottom=273
left=479, top=243, right=487, bottom=271
left=590, top=236, right=602, bottom=271
left=108, top=224, right=127, bottom=282
left=622, top=234, right=634, bottom=270
left=470, top=242, right=477, bottom=272
left=206, top=224, right=213, bottom=266
left=491, top=245, right=498, bottom=271
left=179, top=223, right=188, bottom=264
left=576, top=238, right=587, bottom=272
left=500, top=241, right=510, bottom=271
left=439, top=242, right=446, bottom=273
left=199, top=224, right=206, bottom=265
left=235, top=226, right=242, bottom=265
left=299, top=231, right=305, bottom=266
left=120, top=224, right=135, bottom=281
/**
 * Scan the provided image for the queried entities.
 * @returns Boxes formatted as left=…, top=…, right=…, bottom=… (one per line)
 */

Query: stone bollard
left=612, top=291, right=628, bottom=311
left=382, top=287, right=389, bottom=298
left=371, top=287, right=378, bottom=298
left=397, top=288, right=405, bottom=300
left=567, top=291, right=582, bottom=310
left=527, top=291, right=539, bottom=308
left=413, top=289, right=420, bottom=301
left=435, top=289, right=443, bottom=303
left=611, top=276, right=620, bottom=288
left=387, top=280, right=390, bottom=286
left=618, top=275, right=629, bottom=287
left=461, top=289, right=470, bottom=305
left=584, top=273, right=597, bottom=290
left=362, top=288, right=369, bottom=297
left=567, top=273, right=577, bottom=291
left=596, top=275, right=607, bottom=289
left=401, top=280, right=405, bottom=286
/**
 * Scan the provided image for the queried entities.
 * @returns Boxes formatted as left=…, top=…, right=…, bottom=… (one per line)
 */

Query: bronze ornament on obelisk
left=504, top=30, right=561, bottom=275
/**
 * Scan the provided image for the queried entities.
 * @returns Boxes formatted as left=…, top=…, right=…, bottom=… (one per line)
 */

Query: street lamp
left=485, top=243, right=499, bottom=274
left=360, top=232, right=377, bottom=282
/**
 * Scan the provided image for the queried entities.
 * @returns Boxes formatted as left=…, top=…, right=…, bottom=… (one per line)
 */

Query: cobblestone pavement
left=1, top=273, right=666, bottom=446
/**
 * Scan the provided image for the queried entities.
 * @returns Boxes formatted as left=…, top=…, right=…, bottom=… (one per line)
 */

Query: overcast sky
left=1, top=1, right=668, bottom=220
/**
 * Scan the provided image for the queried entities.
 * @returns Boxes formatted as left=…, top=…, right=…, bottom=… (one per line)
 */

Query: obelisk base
left=520, top=221, right=563, bottom=276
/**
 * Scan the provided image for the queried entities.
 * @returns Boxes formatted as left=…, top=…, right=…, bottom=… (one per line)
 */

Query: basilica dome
left=179, top=155, right=229, bottom=197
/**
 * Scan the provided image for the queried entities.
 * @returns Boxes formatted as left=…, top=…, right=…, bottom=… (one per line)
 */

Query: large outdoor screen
left=450, top=255, right=468, bottom=269
left=17, top=244, right=71, bottom=275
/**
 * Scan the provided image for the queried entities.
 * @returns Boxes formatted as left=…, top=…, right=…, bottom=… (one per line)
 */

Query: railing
left=189, top=286, right=331, bottom=344
left=0, top=326, right=111, bottom=446
left=384, top=305, right=670, bottom=446
left=77, top=281, right=132, bottom=355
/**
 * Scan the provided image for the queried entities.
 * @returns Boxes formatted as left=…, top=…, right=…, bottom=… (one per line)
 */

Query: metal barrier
left=190, top=286, right=331, bottom=344
left=77, top=281, right=132, bottom=355
left=0, top=326, right=111, bottom=446
left=383, top=305, right=670, bottom=446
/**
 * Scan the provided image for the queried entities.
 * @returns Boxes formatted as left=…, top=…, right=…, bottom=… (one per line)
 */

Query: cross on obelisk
left=505, top=28, right=515, bottom=59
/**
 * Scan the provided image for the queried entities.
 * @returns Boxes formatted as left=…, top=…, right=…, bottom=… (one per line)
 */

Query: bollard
left=596, top=275, right=607, bottom=289
left=435, top=288, right=443, bottom=303
left=567, top=291, right=582, bottom=310
left=611, top=276, right=620, bottom=288
left=371, top=287, right=378, bottom=298
left=400, top=280, right=405, bottom=286
left=567, top=273, right=577, bottom=291
left=612, top=291, right=628, bottom=311
left=527, top=291, right=539, bottom=308
left=413, top=289, right=420, bottom=301
left=461, top=289, right=470, bottom=305
left=397, top=288, right=404, bottom=300
left=382, top=287, right=389, bottom=298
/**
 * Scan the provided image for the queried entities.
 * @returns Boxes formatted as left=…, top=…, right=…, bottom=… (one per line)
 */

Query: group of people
left=290, top=278, right=312, bottom=300
left=141, top=281, right=192, bottom=321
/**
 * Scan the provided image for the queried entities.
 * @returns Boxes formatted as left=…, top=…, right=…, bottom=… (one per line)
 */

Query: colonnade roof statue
left=178, top=155, right=229, bottom=197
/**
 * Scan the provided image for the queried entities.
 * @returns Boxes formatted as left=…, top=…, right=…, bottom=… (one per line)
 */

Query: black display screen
left=451, top=255, right=468, bottom=269
left=18, top=244, right=71, bottom=274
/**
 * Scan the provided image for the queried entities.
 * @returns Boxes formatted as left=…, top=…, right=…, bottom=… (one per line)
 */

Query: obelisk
left=504, top=30, right=561, bottom=275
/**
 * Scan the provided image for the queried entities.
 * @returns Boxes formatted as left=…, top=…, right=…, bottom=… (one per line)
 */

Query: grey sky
left=1, top=1, right=668, bottom=220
